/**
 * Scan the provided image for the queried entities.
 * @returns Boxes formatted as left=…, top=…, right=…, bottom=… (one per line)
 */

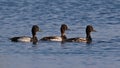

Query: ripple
left=0, top=0, right=120, bottom=68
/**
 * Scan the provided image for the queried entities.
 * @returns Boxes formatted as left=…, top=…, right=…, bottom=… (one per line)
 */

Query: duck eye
left=37, top=28, right=39, bottom=31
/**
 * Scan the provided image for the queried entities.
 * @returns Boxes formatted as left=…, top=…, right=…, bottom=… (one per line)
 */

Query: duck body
left=40, top=24, right=68, bottom=42
left=10, top=36, right=31, bottom=42
left=65, top=25, right=96, bottom=43
left=10, top=25, right=40, bottom=44
left=66, top=37, right=87, bottom=42
left=40, top=36, right=62, bottom=41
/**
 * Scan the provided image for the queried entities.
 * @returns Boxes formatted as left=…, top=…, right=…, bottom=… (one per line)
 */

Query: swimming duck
left=66, top=25, right=96, bottom=43
left=10, top=25, right=40, bottom=44
left=40, top=24, right=69, bottom=42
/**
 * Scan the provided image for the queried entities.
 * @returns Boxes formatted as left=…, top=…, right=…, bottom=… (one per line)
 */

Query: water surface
left=0, top=0, right=120, bottom=68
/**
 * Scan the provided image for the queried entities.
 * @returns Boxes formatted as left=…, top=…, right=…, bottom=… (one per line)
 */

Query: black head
left=60, top=24, right=68, bottom=34
left=61, top=24, right=68, bottom=30
left=86, top=25, right=96, bottom=33
left=32, top=25, right=39, bottom=36
left=86, top=25, right=96, bottom=43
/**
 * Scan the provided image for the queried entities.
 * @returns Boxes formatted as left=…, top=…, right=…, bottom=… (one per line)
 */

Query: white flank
left=18, top=37, right=31, bottom=42
left=77, top=38, right=87, bottom=42
left=50, top=37, right=62, bottom=41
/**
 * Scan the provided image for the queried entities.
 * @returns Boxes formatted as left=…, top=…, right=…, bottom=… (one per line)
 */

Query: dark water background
left=0, top=0, right=120, bottom=68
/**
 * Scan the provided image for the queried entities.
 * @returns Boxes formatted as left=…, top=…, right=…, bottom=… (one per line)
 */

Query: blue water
left=0, top=0, right=120, bottom=68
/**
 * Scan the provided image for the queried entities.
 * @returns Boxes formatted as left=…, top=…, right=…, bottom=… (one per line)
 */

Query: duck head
left=86, top=25, right=96, bottom=33
left=31, top=25, right=40, bottom=44
left=86, top=25, right=96, bottom=43
left=60, top=24, right=68, bottom=36
left=32, top=25, right=39, bottom=37
left=60, top=24, right=69, bottom=41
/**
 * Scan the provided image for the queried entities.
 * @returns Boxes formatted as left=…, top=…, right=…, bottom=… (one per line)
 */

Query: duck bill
left=67, top=28, right=71, bottom=31
left=38, top=29, right=42, bottom=32
left=92, top=30, right=96, bottom=32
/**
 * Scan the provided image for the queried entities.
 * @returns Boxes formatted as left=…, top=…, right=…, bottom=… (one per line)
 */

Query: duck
left=10, top=25, right=40, bottom=44
left=40, top=24, right=69, bottom=42
left=65, top=25, right=96, bottom=44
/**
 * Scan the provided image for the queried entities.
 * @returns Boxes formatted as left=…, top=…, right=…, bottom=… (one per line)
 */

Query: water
left=0, top=0, right=120, bottom=68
